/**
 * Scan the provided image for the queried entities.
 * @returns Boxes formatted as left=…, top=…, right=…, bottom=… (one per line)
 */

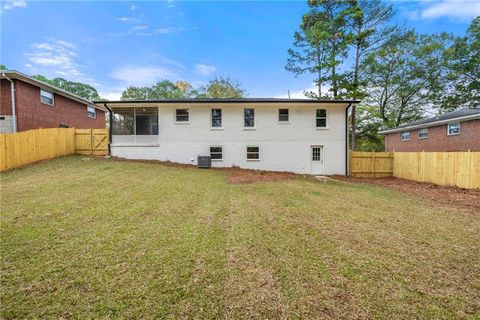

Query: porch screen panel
left=112, top=108, right=134, bottom=135
left=136, top=108, right=159, bottom=135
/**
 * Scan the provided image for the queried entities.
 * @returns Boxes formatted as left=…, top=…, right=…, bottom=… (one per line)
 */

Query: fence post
left=89, top=128, right=93, bottom=155
left=372, top=151, right=376, bottom=178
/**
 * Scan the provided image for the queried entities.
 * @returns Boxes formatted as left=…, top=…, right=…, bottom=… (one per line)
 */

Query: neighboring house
left=0, top=70, right=106, bottom=133
left=95, top=99, right=358, bottom=175
left=379, top=108, right=480, bottom=152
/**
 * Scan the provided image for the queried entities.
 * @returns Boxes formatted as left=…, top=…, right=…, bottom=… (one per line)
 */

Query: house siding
left=110, top=102, right=348, bottom=175
left=384, top=119, right=480, bottom=152
left=0, top=79, right=105, bottom=132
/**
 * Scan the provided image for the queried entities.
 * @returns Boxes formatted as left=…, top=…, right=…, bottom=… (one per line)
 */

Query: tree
left=120, top=80, right=199, bottom=100
left=286, top=0, right=355, bottom=99
left=363, top=32, right=449, bottom=128
left=198, top=77, right=246, bottom=98
left=32, top=75, right=102, bottom=100
left=432, top=17, right=480, bottom=112
left=0, top=65, right=7, bottom=70
left=344, top=0, right=401, bottom=150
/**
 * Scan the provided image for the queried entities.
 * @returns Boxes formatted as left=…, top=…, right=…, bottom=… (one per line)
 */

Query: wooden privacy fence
left=349, top=152, right=394, bottom=178
left=0, top=128, right=108, bottom=171
left=350, top=151, right=480, bottom=189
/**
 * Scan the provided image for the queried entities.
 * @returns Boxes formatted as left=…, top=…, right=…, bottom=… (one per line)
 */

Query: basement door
left=310, top=145, right=324, bottom=175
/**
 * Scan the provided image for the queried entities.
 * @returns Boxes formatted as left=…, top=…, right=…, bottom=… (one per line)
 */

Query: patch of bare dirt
left=221, top=167, right=296, bottom=184
left=108, top=157, right=295, bottom=184
left=331, top=175, right=480, bottom=213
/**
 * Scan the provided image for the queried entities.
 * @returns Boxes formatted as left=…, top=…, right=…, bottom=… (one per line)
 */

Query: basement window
left=40, top=89, right=54, bottom=106
left=279, top=108, right=289, bottom=122
left=87, top=106, right=96, bottom=119
left=316, top=109, right=327, bottom=128
left=418, top=128, right=428, bottom=139
left=401, top=131, right=410, bottom=141
left=210, top=146, right=223, bottom=160
left=246, top=146, right=260, bottom=160
left=176, top=109, right=189, bottom=122
left=447, top=123, right=460, bottom=136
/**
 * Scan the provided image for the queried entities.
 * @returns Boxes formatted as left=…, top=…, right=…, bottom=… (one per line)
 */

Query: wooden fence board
left=0, top=128, right=108, bottom=171
left=351, top=151, right=480, bottom=189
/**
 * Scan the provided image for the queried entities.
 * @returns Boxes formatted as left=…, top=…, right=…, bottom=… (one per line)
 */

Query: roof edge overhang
left=1, top=70, right=107, bottom=112
left=96, top=99, right=360, bottom=108
left=379, top=113, right=480, bottom=134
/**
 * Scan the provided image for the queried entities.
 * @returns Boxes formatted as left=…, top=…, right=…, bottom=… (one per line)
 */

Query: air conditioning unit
left=197, top=156, right=211, bottom=168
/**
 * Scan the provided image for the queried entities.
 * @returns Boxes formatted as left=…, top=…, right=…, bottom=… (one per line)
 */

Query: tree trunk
left=351, top=43, right=361, bottom=151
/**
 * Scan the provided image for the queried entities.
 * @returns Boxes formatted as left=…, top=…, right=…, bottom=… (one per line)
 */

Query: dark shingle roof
left=395, top=108, right=480, bottom=129
left=379, top=108, right=480, bottom=134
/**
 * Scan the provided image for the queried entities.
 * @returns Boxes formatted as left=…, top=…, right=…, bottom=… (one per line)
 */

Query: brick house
left=379, top=108, right=480, bottom=152
left=0, top=70, right=106, bottom=133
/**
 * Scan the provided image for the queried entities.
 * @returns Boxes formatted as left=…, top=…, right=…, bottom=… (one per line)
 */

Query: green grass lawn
left=1, top=156, right=479, bottom=319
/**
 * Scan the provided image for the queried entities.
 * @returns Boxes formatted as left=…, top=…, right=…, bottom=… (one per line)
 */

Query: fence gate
left=75, top=129, right=108, bottom=156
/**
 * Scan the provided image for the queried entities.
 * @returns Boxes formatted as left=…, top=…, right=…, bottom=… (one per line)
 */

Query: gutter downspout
left=103, top=103, right=113, bottom=156
left=3, top=73, right=17, bottom=133
left=345, top=103, right=352, bottom=176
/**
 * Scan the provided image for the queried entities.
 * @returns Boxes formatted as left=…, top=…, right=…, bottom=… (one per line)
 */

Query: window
left=279, top=109, right=289, bottom=122
left=40, top=89, right=54, bottom=106
left=113, top=108, right=134, bottom=135
left=176, top=109, right=189, bottom=122
left=418, top=128, right=428, bottom=139
left=210, top=146, right=223, bottom=160
left=246, top=146, right=259, bottom=160
left=87, top=106, right=96, bottom=119
left=447, top=123, right=460, bottom=135
left=316, top=109, right=327, bottom=128
left=211, top=109, right=222, bottom=128
left=244, top=108, right=255, bottom=127
left=136, top=108, right=159, bottom=135
left=401, top=131, right=410, bottom=141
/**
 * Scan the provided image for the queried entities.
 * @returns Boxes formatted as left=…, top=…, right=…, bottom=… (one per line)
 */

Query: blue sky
left=1, top=0, right=479, bottom=100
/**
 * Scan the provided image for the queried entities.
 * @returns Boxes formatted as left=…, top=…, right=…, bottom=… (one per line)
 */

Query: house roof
left=94, top=98, right=359, bottom=107
left=379, top=108, right=480, bottom=134
left=1, top=70, right=107, bottom=111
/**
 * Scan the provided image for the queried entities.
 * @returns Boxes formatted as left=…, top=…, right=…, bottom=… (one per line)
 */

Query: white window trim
left=175, top=108, right=190, bottom=124
left=211, top=108, right=223, bottom=130
left=40, top=89, right=54, bottom=106
left=210, top=145, right=223, bottom=161
left=278, top=108, right=290, bottom=124
left=246, top=145, right=260, bottom=161
left=243, top=108, right=255, bottom=130
left=315, top=108, right=328, bottom=130
left=447, top=122, right=460, bottom=136
left=418, top=128, right=428, bottom=140
left=87, top=106, right=97, bottom=119
left=401, top=131, right=411, bottom=141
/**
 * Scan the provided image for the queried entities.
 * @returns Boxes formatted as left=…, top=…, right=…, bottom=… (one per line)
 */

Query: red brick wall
left=384, top=119, right=480, bottom=152
left=1, top=79, right=13, bottom=115
left=1, top=79, right=105, bottom=131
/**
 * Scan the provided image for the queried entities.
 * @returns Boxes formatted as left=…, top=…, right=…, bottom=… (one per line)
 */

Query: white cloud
left=194, top=64, right=217, bottom=76
left=110, top=66, right=180, bottom=86
left=117, top=17, right=139, bottom=23
left=131, top=25, right=148, bottom=31
left=409, top=0, right=480, bottom=21
left=2, top=0, right=27, bottom=10
left=130, top=5, right=137, bottom=11
left=25, top=39, right=83, bottom=78
left=135, top=27, right=186, bottom=36
left=99, top=90, right=123, bottom=101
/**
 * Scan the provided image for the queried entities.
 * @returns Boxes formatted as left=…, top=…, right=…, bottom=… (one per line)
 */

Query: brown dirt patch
left=107, top=157, right=295, bottom=184
left=331, top=175, right=480, bottom=213
left=220, top=167, right=296, bottom=184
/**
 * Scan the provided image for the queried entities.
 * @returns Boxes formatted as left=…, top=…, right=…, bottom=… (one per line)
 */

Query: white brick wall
left=110, top=102, right=349, bottom=175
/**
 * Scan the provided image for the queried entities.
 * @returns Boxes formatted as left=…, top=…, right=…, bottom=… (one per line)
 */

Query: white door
left=310, top=145, right=324, bottom=174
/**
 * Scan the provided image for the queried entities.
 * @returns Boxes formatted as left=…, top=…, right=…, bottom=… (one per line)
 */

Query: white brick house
left=95, top=99, right=358, bottom=175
